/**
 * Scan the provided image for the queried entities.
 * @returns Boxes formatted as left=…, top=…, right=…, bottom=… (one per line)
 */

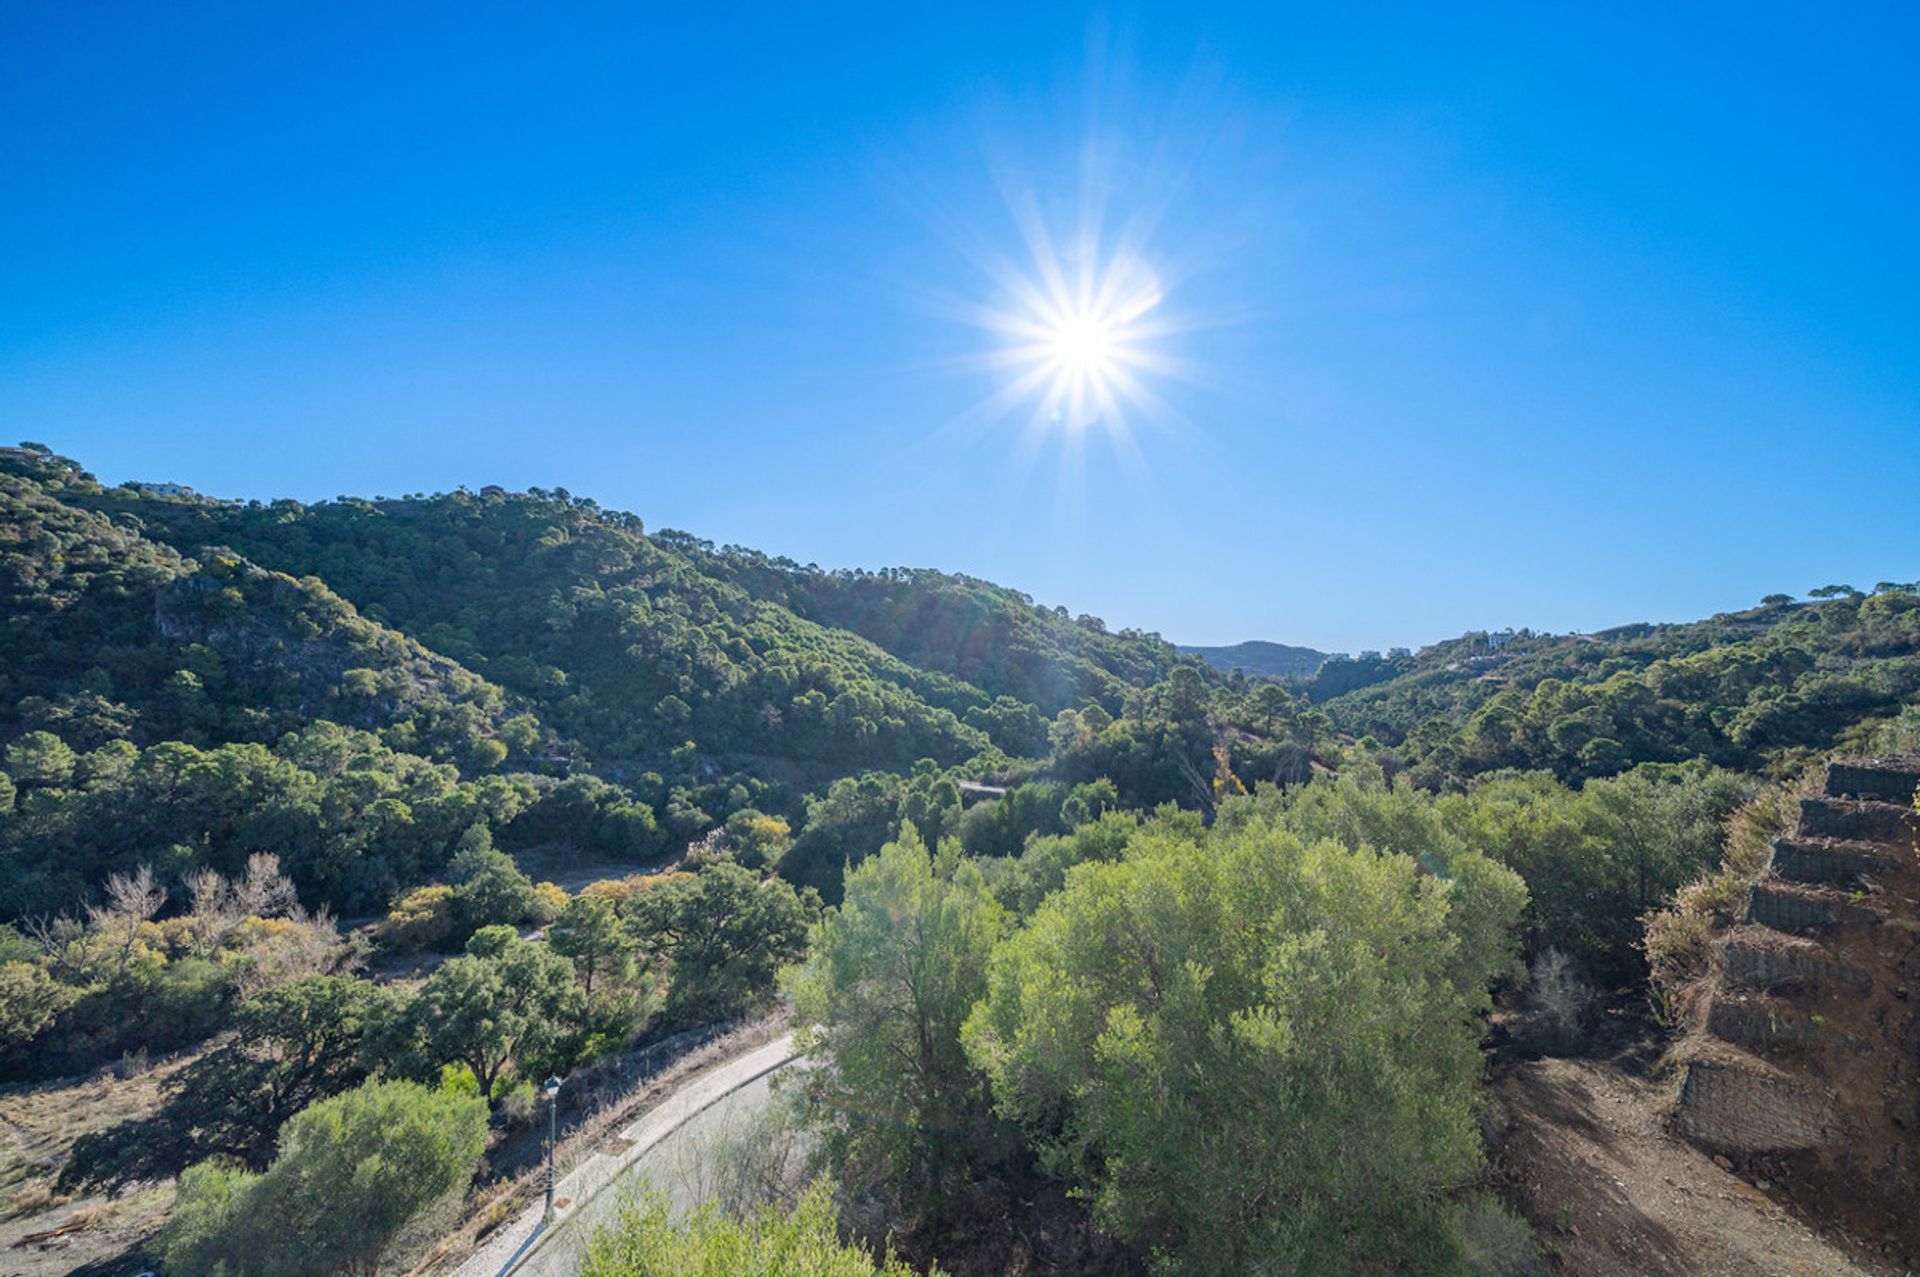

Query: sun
left=1049, top=312, right=1117, bottom=376
left=967, top=231, right=1174, bottom=439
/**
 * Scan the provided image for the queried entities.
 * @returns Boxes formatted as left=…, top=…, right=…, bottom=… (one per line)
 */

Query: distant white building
left=1486, top=628, right=1518, bottom=652
left=1387, top=646, right=1411, bottom=659
left=133, top=481, right=194, bottom=497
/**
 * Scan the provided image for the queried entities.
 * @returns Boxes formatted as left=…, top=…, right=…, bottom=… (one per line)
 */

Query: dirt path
left=1492, top=1057, right=1892, bottom=1276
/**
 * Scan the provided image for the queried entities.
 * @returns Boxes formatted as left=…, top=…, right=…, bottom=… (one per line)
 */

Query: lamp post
left=542, top=1075, right=563, bottom=1223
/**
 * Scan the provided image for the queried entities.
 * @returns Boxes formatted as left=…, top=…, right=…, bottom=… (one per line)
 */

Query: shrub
left=157, top=1078, right=488, bottom=1277
left=784, top=826, right=1008, bottom=1219
left=1519, top=949, right=1595, bottom=1055
left=578, top=1181, right=932, bottom=1277
left=528, top=880, right=569, bottom=927
left=380, top=884, right=458, bottom=952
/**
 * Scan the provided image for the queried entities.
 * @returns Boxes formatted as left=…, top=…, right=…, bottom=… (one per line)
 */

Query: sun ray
left=956, top=201, right=1181, bottom=450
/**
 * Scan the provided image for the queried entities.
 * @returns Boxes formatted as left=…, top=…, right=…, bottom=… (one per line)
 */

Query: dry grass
left=0, top=1047, right=198, bottom=1272
left=1643, top=767, right=1821, bottom=1029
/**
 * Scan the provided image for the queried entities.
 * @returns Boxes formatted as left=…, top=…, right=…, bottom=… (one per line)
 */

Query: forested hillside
left=1310, top=598, right=1920, bottom=786
left=5, top=439, right=1919, bottom=1275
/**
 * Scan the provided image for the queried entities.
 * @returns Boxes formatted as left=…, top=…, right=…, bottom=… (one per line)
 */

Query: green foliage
left=0, top=858, right=353, bottom=1082
left=962, top=804, right=1527, bottom=1275
left=982, top=809, right=1139, bottom=917
left=1050, top=711, right=1217, bottom=812
left=1234, top=762, right=1747, bottom=985
left=1, top=721, right=531, bottom=920
left=503, top=774, right=667, bottom=862
left=1315, top=595, right=1920, bottom=785
left=1435, top=765, right=1749, bottom=982
left=157, top=1078, right=487, bottom=1277
left=720, top=808, right=792, bottom=873
left=0, top=960, right=72, bottom=1066
left=578, top=1181, right=934, bottom=1277
left=444, top=825, right=537, bottom=942
left=390, top=928, right=583, bottom=1100
left=548, top=892, right=636, bottom=995
left=97, top=477, right=1008, bottom=778
left=699, top=551, right=1182, bottom=717
left=784, top=826, right=1009, bottom=1216
left=783, top=772, right=911, bottom=900
left=956, top=780, right=1067, bottom=858
left=6, top=730, right=75, bottom=787
left=379, top=883, right=459, bottom=951
left=625, top=862, right=817, bottom=1019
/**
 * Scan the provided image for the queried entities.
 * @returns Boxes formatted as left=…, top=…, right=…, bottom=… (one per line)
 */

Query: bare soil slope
left=1492, top=1054, right=1890, bottom=1276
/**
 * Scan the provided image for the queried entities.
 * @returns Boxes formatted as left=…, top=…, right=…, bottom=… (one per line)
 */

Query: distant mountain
left=1179, top=639, right=1328, bottom=681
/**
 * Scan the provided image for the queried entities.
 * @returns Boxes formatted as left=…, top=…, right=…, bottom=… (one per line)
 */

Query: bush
left=1518, top=949, right=1595, bottom=1055
left=578, top=1181, right=933, bottom=1277
left=157, top=1078, right=488, bottom=1277
left=380, top=884, right=458, bottom=951
left=625, top=861, right=816, bottom=1019
left=446, top=828, right=536, bottom=939
left=528, top=880, right=569, bottom=927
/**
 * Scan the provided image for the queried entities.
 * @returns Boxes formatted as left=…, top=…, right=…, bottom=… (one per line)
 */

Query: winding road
left=454, top=1034, right=800, bottom=1277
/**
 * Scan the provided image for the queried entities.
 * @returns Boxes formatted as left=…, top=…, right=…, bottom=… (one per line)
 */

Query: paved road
left=454, top=1034, right=799, bottom=1277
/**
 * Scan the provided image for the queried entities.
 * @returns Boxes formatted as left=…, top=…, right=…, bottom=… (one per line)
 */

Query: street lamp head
left=544, top=1075, right=562, bottom=1099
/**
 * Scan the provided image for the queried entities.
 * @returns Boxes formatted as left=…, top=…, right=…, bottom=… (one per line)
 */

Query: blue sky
left=3, top=3, right=1915, bottom=652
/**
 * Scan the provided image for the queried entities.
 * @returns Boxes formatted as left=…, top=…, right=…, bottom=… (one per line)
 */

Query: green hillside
left=1313, top=600, right=1920, bottom=785
left=5, top=441, right=1920, bottom=1275
left=1179, top=638, right=1328, bottom=681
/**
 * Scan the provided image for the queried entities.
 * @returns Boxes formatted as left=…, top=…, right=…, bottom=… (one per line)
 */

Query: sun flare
left=1049, top=312, right=1115, bottom=376
left=969, top=232, right=1175, bottom=441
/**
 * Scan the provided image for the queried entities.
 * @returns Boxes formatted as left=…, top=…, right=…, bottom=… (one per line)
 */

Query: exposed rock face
left=1675, top=755, right=1920, bottom=1254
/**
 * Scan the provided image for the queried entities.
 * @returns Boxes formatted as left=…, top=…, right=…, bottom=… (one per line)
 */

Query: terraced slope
left=1675, top=755, right=1920, bottom=1258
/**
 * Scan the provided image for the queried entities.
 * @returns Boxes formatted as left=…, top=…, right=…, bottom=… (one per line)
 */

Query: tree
left=396, top=927, right=582, bottom=1100
left=579, top=1182, right=933, bottom=1277
left=1158, top=664, right=1210, bottom=726
left=784, top=772, right=906, bottom=901
left=962, top=810, right=1527, bottom=1275
left=446, top=825, right=535, bottom=940
left=1581, top=765, right=1749, bottom=918
left=5, top=730, right=75, bottom=788
left=157, top=1078, right=487, bottom=1277
left=784, top=826, right=1007, bottom=1217
left=380, top=883, right=458, bottom=951
left=468, top=737, right=509, bottom=771
left=1252, top=682, right=1295, bottom=737
left=720, top=808, right=792, bottom=873
left=625, top=862, right=816, bottom=1018
left=0, top=961, right=72, bottom=1065
left=549, top=892, right=635, bottom=995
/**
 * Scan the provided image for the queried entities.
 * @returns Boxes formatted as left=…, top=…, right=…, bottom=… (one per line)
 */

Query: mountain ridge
left=1179, top=638, right=1328, bottom=681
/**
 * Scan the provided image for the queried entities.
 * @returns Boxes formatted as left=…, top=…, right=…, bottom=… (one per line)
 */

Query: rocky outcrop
left=1675, top=754, right=1920, bottom=1256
